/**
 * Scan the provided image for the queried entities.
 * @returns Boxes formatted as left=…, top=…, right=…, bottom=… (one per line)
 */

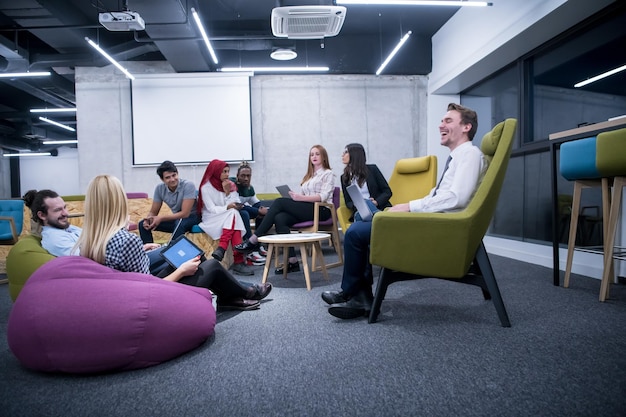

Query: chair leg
left=600, top=176, right=624, bottom=302
left=564, top=181, right=583, bottom=288
left=368, top=268, right=392, bottom=323
left=475, top=242, right=511, bottom=327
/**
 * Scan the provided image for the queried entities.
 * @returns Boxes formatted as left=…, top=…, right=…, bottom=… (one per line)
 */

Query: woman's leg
left=178, top=259, right=251, bottom=299
left=253, top=198, right=331, bottom=233
left=221, top=219, right=245, bottom=264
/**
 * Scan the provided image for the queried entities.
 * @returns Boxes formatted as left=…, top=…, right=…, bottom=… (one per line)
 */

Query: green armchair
left=337, top=155, right=437, bottom=232
left=368, top=118, right=518, bottom=326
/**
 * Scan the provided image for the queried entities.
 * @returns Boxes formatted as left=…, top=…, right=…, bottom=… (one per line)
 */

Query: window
left=461, top=3, right=626, bottom=245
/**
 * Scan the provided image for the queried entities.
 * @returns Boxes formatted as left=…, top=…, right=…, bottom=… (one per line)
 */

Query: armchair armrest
left=369, top=210, right=478, bottom=279
left=0, top=215, right=19, bottom=243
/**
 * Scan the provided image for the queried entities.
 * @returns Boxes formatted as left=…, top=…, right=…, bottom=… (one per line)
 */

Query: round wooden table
left=257, top=233, right=331, bottom=290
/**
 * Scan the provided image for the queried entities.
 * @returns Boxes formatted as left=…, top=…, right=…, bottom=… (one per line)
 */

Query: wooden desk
left=549, top=118, right=626, bottom=286
left=258, top=233, right=331, bottom=290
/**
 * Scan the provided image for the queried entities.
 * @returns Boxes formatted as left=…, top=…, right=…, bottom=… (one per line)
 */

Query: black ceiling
left=0, top=0, right=461, bottom=152
left=1, top=1, right=624, bottom=154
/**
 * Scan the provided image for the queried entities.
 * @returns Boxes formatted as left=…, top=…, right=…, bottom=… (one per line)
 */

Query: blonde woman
left=76, top=175, right=271, bottom=311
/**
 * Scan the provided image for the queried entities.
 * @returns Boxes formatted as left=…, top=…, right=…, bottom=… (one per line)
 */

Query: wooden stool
left=560, top=128, right=626, bottom=300
left=258, top=233, right=330, bottom=290
left=596, top=128, right=626, bottom=301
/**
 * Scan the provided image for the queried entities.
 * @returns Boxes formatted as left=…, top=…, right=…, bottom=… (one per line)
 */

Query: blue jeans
left=139, top=213, right=200, bottom=244
left=147, top=247, right=169, bottom=276
left=354, top=199, right=380, bottom=222
left=340, top=220, right=374, bottom=296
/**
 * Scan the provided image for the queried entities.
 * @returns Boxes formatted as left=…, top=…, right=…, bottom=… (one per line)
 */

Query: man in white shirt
left=322, top=103, right=488, bottom=320
left=23, top=189, right=81, bottom=257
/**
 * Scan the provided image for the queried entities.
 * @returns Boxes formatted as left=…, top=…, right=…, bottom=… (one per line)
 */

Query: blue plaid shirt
left=105, top=228, right=150, bottom=274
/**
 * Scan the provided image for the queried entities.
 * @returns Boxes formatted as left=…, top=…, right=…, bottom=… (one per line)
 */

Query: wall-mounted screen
left=131, top=73, right=252, bottom=165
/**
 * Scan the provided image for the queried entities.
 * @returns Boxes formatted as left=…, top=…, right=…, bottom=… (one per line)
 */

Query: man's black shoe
left=328, top=290, right=373, bottom=320
left=234, top=240, right=260, bottom=253
left=321, top=290, right=349, bottom=305
left=274, top=261, right=300, bottom=275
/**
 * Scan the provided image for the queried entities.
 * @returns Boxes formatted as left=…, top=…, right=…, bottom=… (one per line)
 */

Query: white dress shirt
left=409, top=141, right=488, bottom=213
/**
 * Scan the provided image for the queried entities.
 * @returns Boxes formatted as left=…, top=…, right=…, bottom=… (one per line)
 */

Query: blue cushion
left=191, top=224, right=203, bottom=233
left=559, top=137, right=601, bottom=180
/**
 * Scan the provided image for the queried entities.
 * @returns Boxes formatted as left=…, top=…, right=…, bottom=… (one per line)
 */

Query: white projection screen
left=131, top=73, right=253, bottom=165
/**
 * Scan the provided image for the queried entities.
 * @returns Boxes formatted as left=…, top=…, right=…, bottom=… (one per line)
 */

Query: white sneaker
left=246, top=251, right=266, bottom=266
left=258, top=245, right=268, bottom=257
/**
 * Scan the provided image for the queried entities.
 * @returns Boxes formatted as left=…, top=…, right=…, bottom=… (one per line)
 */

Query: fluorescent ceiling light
left=376, top=31, right=412, bottom=75
left=85, top=37, right=135, bottom=80
left=43, top=140, right=78, bottom=145
left=191, top=7, right=218, bottom=64
left=574, top=63, right=626, bottom=88
left=337, top=0, right=492, bottom=5
left=0, top=71, right=51, bottom=78
left=271, top=49, right=298, bottom=61
left=30, top=107, right=77, bottom=113
left=39, top=116, right=76, bottom=132
left=3, top=152, right=52, bottom=157
left=220, top=66, right=329, bottom=73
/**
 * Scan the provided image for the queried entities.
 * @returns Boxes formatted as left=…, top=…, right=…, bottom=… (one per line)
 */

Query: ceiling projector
left=99, top=11, right=145, bottom=31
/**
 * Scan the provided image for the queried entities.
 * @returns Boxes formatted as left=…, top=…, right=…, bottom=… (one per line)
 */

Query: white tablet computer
left=346, top=184, right=373, bottom=222
left=160, top=235, right=204, bottom=269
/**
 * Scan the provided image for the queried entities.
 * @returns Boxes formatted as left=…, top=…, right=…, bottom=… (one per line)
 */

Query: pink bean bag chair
left=7, top=256, right=216, bottom=374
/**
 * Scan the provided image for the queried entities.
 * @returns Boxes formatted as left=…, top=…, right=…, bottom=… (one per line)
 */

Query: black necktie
left=433, top=156, right=452, bottom=196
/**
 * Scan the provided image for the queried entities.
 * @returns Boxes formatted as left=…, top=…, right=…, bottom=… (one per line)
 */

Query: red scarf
left=197, top=159, right=236, bottom=215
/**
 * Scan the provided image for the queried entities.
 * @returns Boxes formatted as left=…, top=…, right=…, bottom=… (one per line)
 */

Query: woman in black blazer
left=341, top=143, right=392, bottom=222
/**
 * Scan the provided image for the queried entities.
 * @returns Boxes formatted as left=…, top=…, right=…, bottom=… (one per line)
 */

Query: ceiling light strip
left=574, top=63, right=626, bottom=88
left=337, top=0, right=492, bottom=6
left=3, top=152, right=52, bottom=157
left=191, top=7, right=218, bottom=64
left=376, top=31, right=412, bottom=75
left=220, top=67, right=329, bottom=73
left=0, top=71, right=51, bottom=78
left=43, top=140, right=78, bottom=145
left=39, top=116, right=76, bottom=132
left=85, top=37, right=135, bottom=80
left=30, top=108, right=77, bottom=113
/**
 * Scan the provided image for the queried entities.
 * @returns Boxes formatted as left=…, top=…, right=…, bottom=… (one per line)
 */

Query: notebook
left=159, top=235, right=204, bottom=269
left=346, top=184, right=374, bottom=222
left=276, top=184, right=292, bottom=198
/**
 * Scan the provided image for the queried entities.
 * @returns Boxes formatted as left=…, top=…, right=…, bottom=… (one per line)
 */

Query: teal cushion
left=0, top=200, right=24, bottom=240
left=559, top=137, right=601, bottom=180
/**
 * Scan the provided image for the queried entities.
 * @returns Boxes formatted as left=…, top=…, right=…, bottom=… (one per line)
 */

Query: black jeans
left=158, top=259, right=252, bottom=301
left=253, top=197, right=331, bottom=257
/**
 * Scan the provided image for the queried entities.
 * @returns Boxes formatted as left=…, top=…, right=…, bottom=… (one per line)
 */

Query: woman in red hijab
left=197, top=160, right=253, bottom=276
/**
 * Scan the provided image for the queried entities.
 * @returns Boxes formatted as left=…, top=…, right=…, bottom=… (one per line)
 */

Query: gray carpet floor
left=1, top=250, right=625, bottom=417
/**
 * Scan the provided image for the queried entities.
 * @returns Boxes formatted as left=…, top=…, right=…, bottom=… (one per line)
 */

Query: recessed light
left=270, top=48, right=298, bottom=61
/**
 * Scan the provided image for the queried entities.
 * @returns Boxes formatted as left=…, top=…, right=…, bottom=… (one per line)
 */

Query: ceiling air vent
left=271, top=5, right=347, bottom=39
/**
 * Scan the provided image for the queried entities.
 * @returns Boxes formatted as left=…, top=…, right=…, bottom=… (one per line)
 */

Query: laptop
left=146, top=218, right=182, bottom=254
left=346, top=184, right=374, bottom=222
left=160, top=234, right=205, bottom=269
left=276, top=184, right=292, bottom=198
